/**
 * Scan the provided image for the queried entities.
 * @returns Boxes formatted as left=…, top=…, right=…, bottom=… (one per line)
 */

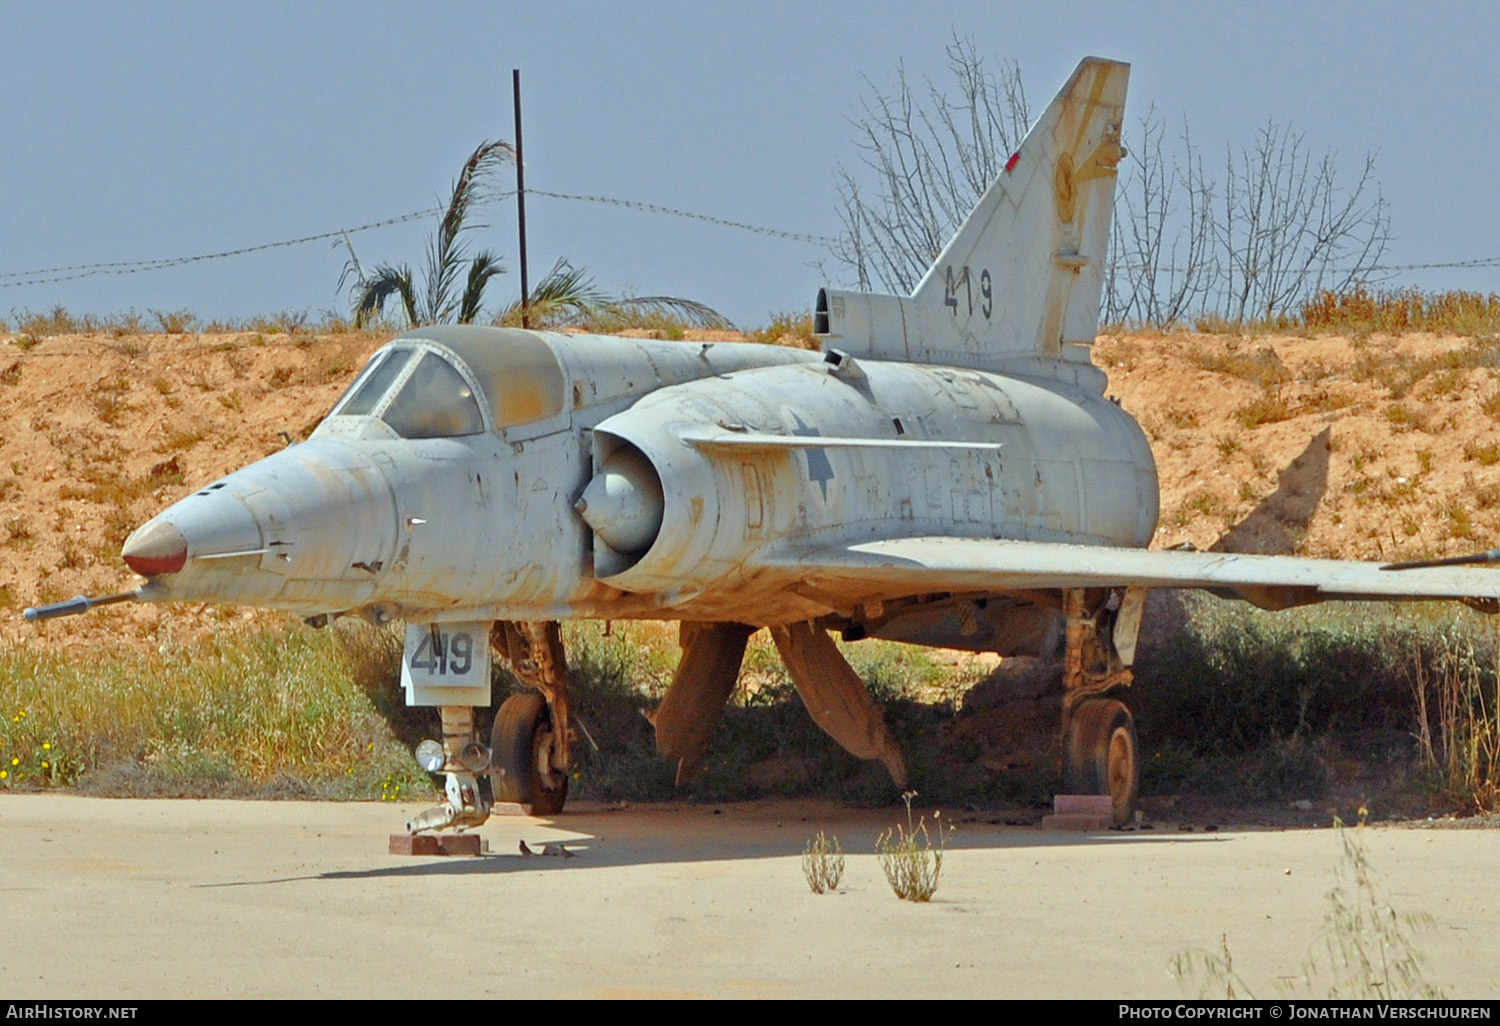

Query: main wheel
left=491, top=692, right=569, bottom=815
left=1063, top=698, right=1138, bottom=826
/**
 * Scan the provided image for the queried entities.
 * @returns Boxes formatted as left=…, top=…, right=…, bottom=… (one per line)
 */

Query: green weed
left=0, top=620, right=434, bottom=799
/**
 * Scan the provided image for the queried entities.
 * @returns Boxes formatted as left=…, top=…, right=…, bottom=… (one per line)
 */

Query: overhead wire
left=2, top=186, right=1497, bottom=290
left=0, top=189, right=837, bottom=290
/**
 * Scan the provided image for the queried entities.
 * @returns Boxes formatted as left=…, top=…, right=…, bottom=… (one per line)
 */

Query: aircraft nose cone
left=121, top=520, right=188, bottom=576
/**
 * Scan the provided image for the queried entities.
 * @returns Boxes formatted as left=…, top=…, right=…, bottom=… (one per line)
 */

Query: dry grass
left=1172, top=815, right=1442, bottom=999
left=1412, top=637, right=1500, bottom=812
left=748, top=311, right=820, bottom=350
left=60, top=456, right=184, bottom=510
left=4, top=517, right=32, bottom=546
left=5, top=306, right=367, bottom=341
left=1234, top=390, right=1293, bottom=429
left=1166, top=407, right=1200, bottom=429
left=801, top=831, right=845, bottom=894
left=153, top=424, right=208, bottom=455
left=1302, top=288, right=1500, bottom=337
left=1383, top=403, right=1429, bottom=433
left=1463, top=441, right=1500, bottom=466
left=876, top=792, right=951, bottom=902
left=1187, top=345, right=1289, bottom=388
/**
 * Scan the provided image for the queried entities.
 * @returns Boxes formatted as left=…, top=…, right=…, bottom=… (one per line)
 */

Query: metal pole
left=513, top=68, right=530, bottom=329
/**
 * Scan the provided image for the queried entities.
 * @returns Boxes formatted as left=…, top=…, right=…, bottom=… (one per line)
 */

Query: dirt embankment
left=0, top=330, right=389, bottom=651
left=2, top=326, right=1498, bottom=651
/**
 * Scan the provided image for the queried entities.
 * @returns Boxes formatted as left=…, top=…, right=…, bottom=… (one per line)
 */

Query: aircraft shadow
left=1211, top=427, right=1332, bottom=556
left=194, top=805, right=1235, bottom=886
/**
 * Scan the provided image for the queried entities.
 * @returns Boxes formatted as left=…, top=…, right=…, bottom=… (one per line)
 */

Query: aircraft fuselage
left=124, top=326, right=1158, bottom=633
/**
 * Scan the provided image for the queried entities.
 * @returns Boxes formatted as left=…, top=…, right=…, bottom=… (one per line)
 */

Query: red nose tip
left=121, top=521, right=188, bottom=576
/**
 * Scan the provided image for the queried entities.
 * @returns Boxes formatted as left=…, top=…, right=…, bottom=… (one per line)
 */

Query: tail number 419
left=944, top=265, right=992, bottom=319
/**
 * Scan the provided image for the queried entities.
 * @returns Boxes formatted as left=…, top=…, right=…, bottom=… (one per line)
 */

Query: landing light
left=458, top=741, right=492, bottom=773
left=415, top=739, right=446, bottom=773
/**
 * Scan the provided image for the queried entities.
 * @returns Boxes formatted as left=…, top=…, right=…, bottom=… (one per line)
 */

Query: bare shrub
left=833, top=45, right=1390, bottom=327
left=833, top=34, right=1029, bottom=294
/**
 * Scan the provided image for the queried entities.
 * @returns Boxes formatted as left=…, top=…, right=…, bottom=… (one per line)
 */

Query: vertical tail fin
left=817, top=57, right=1129, bottom=371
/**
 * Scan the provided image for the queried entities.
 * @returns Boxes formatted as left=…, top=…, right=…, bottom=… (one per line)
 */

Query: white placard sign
left=401, top=621, right=492, bottom=707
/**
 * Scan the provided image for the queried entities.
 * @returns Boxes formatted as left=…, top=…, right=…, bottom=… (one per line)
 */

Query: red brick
left=1053, top=794, right=1114, bottom=817
left=388, top=833, right=486, bottom=856
left=389, top=833, right=441, bottom=855
left=436, top=834, right=483, bottom=856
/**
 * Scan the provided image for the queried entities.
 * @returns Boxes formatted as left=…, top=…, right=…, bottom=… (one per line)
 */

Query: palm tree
left=346, top=140, right=733, bottom=332
left=496, top=257, right=734, bottom=331
left=348, top=140, right=514, bottom=328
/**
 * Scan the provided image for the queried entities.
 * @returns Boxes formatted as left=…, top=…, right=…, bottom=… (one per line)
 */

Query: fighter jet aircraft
left=27, top=57, right=1500, bottom=829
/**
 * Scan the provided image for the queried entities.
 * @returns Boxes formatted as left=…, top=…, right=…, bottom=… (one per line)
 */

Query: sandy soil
left=0, top=329, right=389, bottom=652
left=0, top=794, right=1495, bottom=999
left=1097, top=329, right=1500, bottom=562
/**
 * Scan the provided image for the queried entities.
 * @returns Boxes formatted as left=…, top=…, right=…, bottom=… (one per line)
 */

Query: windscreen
left=380, top=351, right=485, bottom=439
left=333, top=347, right=413, bottom=417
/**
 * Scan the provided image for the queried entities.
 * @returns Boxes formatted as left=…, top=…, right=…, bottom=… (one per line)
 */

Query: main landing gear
left=1059, top=588, right=1144, bottom=826
left=492, top=690, right=568, bottom=815
left=488, top=620, right=572, bottom=815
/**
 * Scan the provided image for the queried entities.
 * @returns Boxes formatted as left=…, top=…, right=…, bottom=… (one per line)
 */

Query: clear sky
left=4, top=1, right=1498, bottom=329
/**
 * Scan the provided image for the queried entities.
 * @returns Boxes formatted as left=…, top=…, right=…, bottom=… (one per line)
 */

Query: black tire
left=491, top=692, right=568, bottom=815
left=1063, top=698, right=1138, bottom=826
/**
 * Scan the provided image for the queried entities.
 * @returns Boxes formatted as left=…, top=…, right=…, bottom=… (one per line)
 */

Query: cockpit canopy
left=327, top=326, right=567, bottom=438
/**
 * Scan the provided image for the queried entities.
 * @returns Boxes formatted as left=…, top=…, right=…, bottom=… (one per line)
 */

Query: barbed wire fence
left=2, top=185, right=1497, bottom=298
left=0, top=190, right=839, bottom=292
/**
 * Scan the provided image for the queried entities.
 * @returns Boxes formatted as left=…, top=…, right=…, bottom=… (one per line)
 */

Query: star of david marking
left=789, top=412, right=835, bottom=501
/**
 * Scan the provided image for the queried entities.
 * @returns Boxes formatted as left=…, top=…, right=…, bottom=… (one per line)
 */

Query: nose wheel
left=492, top=691, right=569, bottom=815
left=1063, top=697, right=1138, bottom=826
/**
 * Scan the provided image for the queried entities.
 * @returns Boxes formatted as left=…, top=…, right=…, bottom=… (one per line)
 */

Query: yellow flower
left=41, top=762, right=49, bottom=769
left=1, top=770, right=7, bottom=779
left=42, top=743, right=50, bottom=750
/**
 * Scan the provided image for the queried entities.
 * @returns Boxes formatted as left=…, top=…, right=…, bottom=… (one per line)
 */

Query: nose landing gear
left=402, top=619, right=574, bottom=842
